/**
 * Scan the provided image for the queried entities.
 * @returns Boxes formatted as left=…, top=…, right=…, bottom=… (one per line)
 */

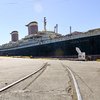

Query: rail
left=0, top=62, right=48, bottom=92
left=62, top=63, right=83, bottom=100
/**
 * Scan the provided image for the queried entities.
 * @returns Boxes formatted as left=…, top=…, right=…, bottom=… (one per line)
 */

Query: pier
left=0, top=57, right=100, bottom=100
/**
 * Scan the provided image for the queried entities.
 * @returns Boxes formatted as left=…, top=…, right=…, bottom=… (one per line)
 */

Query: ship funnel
left=26, top=21, right=38, bottom=35
left=10, top=31, right=19, bottom=42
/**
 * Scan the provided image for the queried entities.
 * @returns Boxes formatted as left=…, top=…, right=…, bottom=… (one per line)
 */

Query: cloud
left=33, top=2, right=43, bottom=13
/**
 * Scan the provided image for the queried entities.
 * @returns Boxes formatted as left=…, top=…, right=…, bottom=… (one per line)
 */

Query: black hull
left=0, top=35, right=100, bottom=59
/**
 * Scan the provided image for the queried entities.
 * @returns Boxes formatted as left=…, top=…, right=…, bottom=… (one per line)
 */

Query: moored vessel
left=0, top=18, right=100, bottom=60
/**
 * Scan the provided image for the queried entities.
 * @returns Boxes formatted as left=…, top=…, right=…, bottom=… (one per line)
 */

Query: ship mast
left=56, top=24, right=58, bottom=33
left=44, top=17, right=47, bottom=32
left=70, top=26, right=72, bottom=34
left=54, top=24, right=58, bottom=33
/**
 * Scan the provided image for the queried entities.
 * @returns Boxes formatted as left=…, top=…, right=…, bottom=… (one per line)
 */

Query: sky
left=0, top=0, right=100, bottom=44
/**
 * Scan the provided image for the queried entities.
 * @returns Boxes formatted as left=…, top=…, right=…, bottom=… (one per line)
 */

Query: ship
left=0, top=18, right=100, bottom=60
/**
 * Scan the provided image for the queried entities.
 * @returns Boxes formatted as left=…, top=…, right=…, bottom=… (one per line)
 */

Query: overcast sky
left=0, top=0, right=100, bottom=44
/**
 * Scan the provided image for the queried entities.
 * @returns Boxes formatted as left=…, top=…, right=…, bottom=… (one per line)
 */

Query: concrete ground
left=0, top=57, right=100, bottom=100
left=62, top=60, right=100, bottom=100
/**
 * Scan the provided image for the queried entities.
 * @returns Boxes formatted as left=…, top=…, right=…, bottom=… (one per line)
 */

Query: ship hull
left=0, top=35, right=100, bottom=59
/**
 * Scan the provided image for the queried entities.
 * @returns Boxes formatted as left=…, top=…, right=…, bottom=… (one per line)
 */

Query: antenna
left=44, top=17, right=46, bottom=31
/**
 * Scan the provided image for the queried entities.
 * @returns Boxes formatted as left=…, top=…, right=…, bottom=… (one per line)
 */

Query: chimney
left=10, top=31, right=19, bottom=42
left=26, top=21, right=38, bottom=35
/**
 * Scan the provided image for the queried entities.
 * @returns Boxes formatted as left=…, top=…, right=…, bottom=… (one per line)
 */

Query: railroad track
left=0, top=61, right=83, bottom=100
left=61, top=63, right=83, bottom=100
left=0, top=62, right=48, bottom=93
